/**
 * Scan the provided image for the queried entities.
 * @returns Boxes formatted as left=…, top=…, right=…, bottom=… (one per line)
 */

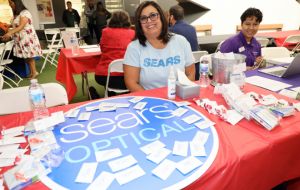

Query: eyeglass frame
left=139, top=12, right=159, bottom=24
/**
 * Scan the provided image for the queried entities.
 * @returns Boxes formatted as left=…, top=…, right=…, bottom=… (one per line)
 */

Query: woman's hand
left=0, top=33, right=12, bottom=41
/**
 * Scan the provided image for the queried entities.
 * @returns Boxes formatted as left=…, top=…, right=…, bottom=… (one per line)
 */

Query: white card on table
left=95, top=148, right=122, bottom=162
left=133, top=102, right=147, bottom=110
left=226, top=110, right=244, bottom=125
left=65, top=109, right=80, bottom=118
left=1, top=126, right=24, bottom=136
left=108, top=155, right=137, bottom=172
left=174, top=101, right=191, bottom=107
left=85, top=106, right=99, bottom=112
left=99, top=105, right=117, bottom=112
left=0, top=149, right=26, bottom=159
left=195, top=120, right=215, bottom=130
left=152, top=159, right=176, bottom=180
left=140, top=140, right=165, bottom=155
left=176, top=156, right=203, bottom=175
left=293, top=102, right=300, bottom=112
left=172, top=141, right=188, bottom=157
left=115, top=165, right=145, bottom=185
left=86, top=171, right=115, bottom=190
left=51, top=111, right=66, bottom=124
left=0, top=158, right=15, bottom=167
left=115, top=103, right=130, bottom=108
left=146, top=147, right=171, bottom=164
left=129, top=97, right=144, bottom=103
left=192, top=131, right=209, bottom=145
left=190, top=141, right=206, bottom=157
left=172, top=107, right=188, bottom=117
left=75, top=162, right=98, bottom=183
left=0, top=144, right=19, bottom=153
left=78, top=112, right=91, bottom=121
left=182, top=114, right=201, bottom=124
left=0, top=136, right=26, bottom=146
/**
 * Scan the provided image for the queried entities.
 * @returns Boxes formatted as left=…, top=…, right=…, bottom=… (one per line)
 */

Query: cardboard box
left=176, top=82, right=200, bottom=99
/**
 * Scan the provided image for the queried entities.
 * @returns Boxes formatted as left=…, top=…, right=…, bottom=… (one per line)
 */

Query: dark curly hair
left=10, top=0, right=27, bottom=16
left=108, top=11, right=131, bottom=28
left=134, top=1, right=172, bottom=46
left=240, top=8, right=263, bottom=23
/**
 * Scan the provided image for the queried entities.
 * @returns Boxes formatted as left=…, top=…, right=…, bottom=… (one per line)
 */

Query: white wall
left=192, top=0, right=300, bottom=35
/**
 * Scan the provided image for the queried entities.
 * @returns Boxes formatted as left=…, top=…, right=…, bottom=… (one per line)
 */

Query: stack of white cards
left=0, top=126, right=27, bottom=167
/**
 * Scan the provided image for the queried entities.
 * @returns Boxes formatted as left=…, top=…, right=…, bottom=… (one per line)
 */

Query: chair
left=41, top=28, right=63, bottom=73
left=262, top=47, right=292, bottom=59
left=0, top=82, right=68, bottom=115
left=104, top=59, right=129, bottom=98
left=215, top=40, right=225, bottom=53
left=0, top=73, right=3, bottom=90
left=194, top=24, right=212, bottom=36
left=281, top=34, right=300, bottom=53
left=192, top=51, right=209, bottom=63
left=262, top=47, right=292, bottom=66
left=256, top=37, right=270, bottom=47
left=0, top=40, right=23, bottom=86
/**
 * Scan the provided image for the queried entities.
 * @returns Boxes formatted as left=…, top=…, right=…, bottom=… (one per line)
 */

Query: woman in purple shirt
left=220, top=8, right=263, bottom=70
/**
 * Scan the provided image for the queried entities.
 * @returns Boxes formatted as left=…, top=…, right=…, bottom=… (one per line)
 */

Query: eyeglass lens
left=140, top=13, right=159, bottom=24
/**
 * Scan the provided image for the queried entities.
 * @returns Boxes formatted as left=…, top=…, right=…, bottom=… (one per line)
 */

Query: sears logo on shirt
left=143, top=56, right=180, bottom=67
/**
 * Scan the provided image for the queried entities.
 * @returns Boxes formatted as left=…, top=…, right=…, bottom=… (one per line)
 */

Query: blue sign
left=47, top=97, right=219, bottom=190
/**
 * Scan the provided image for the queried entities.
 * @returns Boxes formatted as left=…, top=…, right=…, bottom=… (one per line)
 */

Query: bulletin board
left=36, top=0, right=55, bottom=24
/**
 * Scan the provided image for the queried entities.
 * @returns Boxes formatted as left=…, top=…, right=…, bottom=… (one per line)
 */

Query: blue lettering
left=144, top=58, right=151, bottom=67
left=157, top=59, right=165, bottom=67
left=166, top=57, right=173, bottom=66
left=174, top=55, right=180, bottom=64
left=65, top=145, right=90, bottom=163
left=151, top=59, right=158, bottom=67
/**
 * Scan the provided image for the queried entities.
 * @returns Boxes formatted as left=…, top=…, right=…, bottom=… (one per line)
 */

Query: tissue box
left=176, top=82, right=200, bottom=99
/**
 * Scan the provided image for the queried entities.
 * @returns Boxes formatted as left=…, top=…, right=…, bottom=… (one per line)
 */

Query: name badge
left=238, top=46, right=245, bottom=52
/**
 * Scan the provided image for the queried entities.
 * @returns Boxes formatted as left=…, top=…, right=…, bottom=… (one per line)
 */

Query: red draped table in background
left=56, top=48, right=101, bottom=101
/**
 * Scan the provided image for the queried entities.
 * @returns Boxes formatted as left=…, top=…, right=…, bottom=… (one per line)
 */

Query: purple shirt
left=220, top=32, right=261, bottom=67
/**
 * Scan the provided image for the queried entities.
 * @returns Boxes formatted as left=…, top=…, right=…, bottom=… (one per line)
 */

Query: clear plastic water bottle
left=29, top=79, right=49, bottom=120
left=199, top=56, right=210, bottom=88
left=167, top=66, right=176, bottom=100
left=70, top=35, right=79, bottom=55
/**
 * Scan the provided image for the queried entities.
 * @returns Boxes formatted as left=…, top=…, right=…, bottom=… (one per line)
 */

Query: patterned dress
left=12, top=10, right=42, bottom=58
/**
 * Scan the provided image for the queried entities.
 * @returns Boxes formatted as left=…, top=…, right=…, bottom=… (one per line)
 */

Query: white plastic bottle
left=199, top=56, right=210, bottom=88
left=167, top=66, right=176, bottom=100
left=29, top=79, right=49, bottom=120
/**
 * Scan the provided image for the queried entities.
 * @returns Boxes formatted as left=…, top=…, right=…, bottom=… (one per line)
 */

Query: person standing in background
left=168, top=5, right=200, bottom=80
left=93, top=1, right=111, bottom=43
left=84, top=0, right=96, bottom=39
left=0, top=0, right=42, bottom=79
left=220, top=8, right=263, bottom=70
left=62, top=1, right=81, bottom=27
left=94, top=10, right=134, bottom=97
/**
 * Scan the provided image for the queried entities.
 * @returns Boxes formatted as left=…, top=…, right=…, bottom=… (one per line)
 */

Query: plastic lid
left=30, top=79, right=38, bottom=83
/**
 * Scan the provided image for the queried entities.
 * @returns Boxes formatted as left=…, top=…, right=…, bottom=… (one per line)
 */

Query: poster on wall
left=36, top=0, right=55, bottom=24
left=0, top=0, right=13, bottom=24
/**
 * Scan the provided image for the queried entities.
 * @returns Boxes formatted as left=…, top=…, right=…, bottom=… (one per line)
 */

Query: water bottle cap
left=30, top=79, right=38, bottom=83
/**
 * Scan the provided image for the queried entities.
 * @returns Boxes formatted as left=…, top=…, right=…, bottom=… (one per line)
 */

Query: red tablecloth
left=1, top=84, right=300, bottom=190
left=257, top=30, right=300, bottom=47
left=56, top=48, right=101, bottom=101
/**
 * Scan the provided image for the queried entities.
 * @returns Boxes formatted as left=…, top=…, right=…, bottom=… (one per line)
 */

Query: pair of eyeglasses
left=140, top=13, right=159, bottom=24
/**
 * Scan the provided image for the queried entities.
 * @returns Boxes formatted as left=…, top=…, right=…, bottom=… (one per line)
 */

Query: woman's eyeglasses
left=140, top=13, right=159, bottom=24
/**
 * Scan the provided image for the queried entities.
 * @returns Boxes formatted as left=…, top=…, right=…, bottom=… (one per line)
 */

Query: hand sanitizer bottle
left=168, top=66, right=176, bottom=100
